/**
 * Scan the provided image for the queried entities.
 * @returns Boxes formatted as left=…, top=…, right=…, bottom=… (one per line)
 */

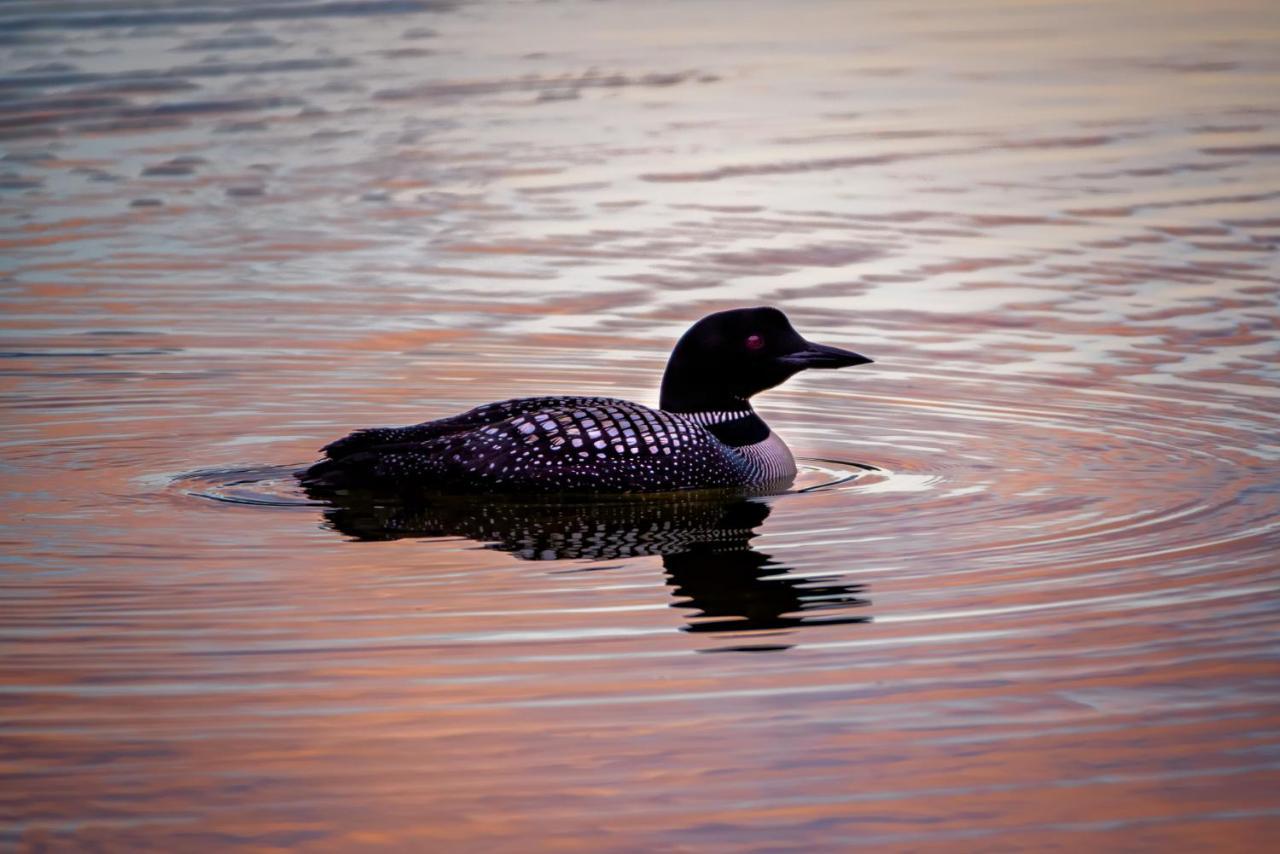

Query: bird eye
left=745, top=334, right=765, bottom=351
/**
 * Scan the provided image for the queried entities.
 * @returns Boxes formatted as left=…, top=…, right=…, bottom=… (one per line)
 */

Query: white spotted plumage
left=308, top=396, right=797, bottom=494
left=303, top=306, right=872, bottom=495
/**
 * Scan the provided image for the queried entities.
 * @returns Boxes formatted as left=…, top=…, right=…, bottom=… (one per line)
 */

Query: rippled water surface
left=4, top=0, right=1279, bottom=849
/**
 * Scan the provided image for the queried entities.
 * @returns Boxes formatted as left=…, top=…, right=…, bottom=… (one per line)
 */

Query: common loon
left=300, top=307, right=871, bottom=494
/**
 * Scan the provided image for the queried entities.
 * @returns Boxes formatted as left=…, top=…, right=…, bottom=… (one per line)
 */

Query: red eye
left=745, top=334, right=765, bottom=350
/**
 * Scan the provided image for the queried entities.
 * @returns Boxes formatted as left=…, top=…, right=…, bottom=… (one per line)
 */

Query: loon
left=300, top=307, right=871, bottom=494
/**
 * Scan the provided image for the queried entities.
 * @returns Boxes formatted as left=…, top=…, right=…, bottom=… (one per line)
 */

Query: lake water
left=3, top=0, right=1279, bottom=849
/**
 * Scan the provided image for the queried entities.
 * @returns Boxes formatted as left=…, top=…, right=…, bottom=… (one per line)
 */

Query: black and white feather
left=302, top=396, right=794, bottom=494
left=299, top=307, right=871, bottom=496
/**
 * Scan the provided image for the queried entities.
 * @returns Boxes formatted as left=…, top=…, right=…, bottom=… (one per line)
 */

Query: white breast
left=735, top=431, right=797, bottom=488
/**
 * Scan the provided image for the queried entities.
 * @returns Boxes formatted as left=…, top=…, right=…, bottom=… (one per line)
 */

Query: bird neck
left=659, top=352, right=747, bottom=412
left=659, top=349, right=771, bottom=447
left=683, top=409, right=770, bottom=447
left=660, top=381, right=768, bottom=448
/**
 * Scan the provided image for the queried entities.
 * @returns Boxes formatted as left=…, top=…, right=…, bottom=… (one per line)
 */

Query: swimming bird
left=299, top=307, right=871, bottom=494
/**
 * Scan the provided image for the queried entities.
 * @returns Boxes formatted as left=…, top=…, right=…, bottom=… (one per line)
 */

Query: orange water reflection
left=3, top=0, right=1280, bottom=849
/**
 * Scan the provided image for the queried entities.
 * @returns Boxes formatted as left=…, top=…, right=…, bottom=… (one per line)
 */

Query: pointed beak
left=778, top=340, right=873, bottom=369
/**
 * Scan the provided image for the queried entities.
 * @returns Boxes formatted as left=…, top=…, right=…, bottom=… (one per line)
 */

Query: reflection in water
left=307, top=484, right=870, bottom=640
left=6, top=0, right=1280, bottom=847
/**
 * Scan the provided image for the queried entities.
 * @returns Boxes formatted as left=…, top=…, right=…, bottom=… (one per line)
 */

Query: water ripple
left=3, top=0, right=1279, bottom=849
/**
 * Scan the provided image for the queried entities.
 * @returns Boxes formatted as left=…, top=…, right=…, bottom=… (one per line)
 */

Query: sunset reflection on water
left=3, top=0, right=1279, bottom=850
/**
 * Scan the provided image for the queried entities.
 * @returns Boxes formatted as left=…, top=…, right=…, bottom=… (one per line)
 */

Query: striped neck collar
left=676, top=409, right=754, bottom=427
left=669, top=407, right=769, bottom=447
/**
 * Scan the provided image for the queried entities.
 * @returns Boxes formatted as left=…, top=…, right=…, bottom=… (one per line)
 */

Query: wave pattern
left=2, top=0, right=1278, bottom=850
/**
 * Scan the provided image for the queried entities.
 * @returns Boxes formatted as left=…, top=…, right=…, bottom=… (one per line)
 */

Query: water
left=3, top=0, right=1279, bottom=848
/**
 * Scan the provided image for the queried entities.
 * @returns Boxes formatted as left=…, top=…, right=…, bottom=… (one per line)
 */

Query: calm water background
left=3, top=0, right=1279, bottom=849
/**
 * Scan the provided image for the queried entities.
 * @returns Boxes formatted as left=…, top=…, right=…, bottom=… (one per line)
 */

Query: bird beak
left=778, top=340, right=873, bottom=369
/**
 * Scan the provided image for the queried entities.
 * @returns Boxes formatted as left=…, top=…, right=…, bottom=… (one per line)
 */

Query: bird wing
left=302, top=399, right=748, bottom=494
left=319, top=396, right=627, bottom=461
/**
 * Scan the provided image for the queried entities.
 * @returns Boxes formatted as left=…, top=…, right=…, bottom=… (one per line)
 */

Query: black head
left=659, top=306, right=872, bottom=412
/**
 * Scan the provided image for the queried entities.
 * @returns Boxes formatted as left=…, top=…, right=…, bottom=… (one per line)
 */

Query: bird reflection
left=304, top=484, right=871, bottom=641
